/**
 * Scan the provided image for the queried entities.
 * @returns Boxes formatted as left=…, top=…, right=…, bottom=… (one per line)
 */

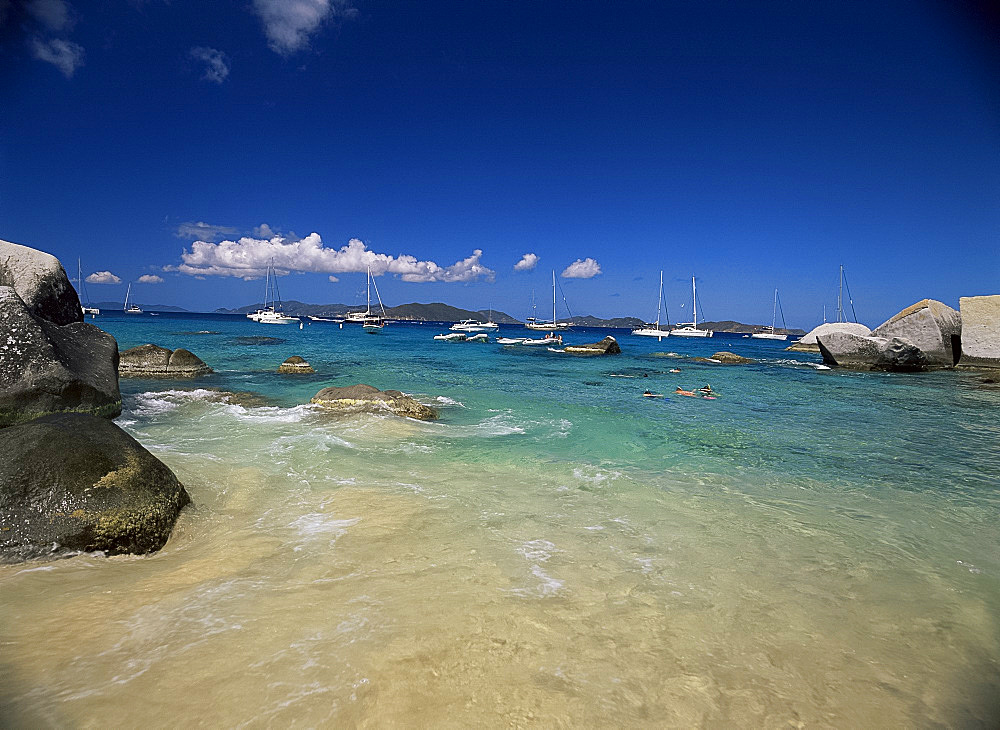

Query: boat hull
left=671, top=327, right=712, bottom=338
left=750, top=333, right=788, bottom=340
left=632, top=328, right=670, bottom=338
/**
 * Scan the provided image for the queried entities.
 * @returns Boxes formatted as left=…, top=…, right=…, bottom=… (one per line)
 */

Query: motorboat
left=434, top=332, right=467, bottom=341
left=466, top=333, right=489, bottom=342
left=497, top=337, right=527, bottom=345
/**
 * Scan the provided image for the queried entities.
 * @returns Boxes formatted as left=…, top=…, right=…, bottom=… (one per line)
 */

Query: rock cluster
left=278, top=355, right=315, bottom=374
left=711, top=351, right=754, bottom=364
left=1, top=240, right=189, bottom=562
left=311, top=383, right=437, bottom=420
left=563, top=336, right=622, bottom=355
left=119, top=344, right=213, bottom=377
left=958, top=295, right=1000, bottom=369
left=786, top=322, right=872, bottom=353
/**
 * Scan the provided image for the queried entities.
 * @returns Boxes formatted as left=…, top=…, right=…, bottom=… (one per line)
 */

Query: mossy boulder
left=0, top=413, right=190, bottom=562
left=278, top=355, right=315, bottom=374
left=119, top=344, right=212, bottom=377
left=310, top=383, right=437, bottom=420
left=711, top=351, right=754, bottom=364
left=563, top=336, right=622, bottom=355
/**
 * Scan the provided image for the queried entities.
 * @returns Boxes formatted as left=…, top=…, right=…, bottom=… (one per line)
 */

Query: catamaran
left=525, top=271, right=572, bottom=331
left=76, top=259, right=99, bottom=315
left=247, top=260, right=298, bottom=324
left=123, top=282, right=142, bottom=314
left=671, top=276, right=712, bottom=337
left=632, top=270, right=670, bottom=339
left=361, top=266, right=387, bottom=332
left=751, top=288, right=788, bottom=340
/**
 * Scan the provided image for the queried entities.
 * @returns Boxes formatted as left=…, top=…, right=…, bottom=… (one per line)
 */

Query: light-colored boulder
left=958, top=295, right=1000, bottom=369
left=310, top=384, right=437, bottom=420
left=872, top=299, right=961, bottom=368
left=0, top=238, right=83, bottom=326
left=817, top=331, right=928, bottom=371
left=0, top=286, right=121, bottom=426
left=278, top=355, right=315, bottom=374
left=119, top=344, right=212, bottom=377
left=786, top=322, right=871, bottom=352
left=711, top=351, right=754, bottom=364
left=563, top=336, right=621, bottom=355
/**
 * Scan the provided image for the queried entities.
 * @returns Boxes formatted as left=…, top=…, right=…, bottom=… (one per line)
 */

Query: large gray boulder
left=119, top=344, right=213, bottom=377
left=786, top=322, right=871, bottom=353
left=563, top=336, right=622, bottom=355
left=0, top=286, right=121, bottom=426
left=0, top=413, right=190, bottom=562
left=958, top=295, right=1000, bottom=369
left=817, top=331, right=928, bottom=371
left=311, top=383, right=437, bottom=420
left=872, top=299, right=961, bottom=368
left=0, top=238, right=83, bottom=326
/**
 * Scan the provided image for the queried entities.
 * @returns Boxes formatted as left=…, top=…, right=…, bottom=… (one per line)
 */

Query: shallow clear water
left=2, top=313, right=999, bottom=727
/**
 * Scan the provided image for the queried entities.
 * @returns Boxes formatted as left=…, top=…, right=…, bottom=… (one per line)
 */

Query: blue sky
left=2, top=0, right=998, bottom=327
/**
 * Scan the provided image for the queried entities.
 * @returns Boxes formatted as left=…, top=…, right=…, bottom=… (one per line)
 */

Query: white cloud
left=190, top=47, right=230, bottom=84
left=514, top=252, right=538, bottom=271
left=176, top=221, right=239, bottom=240
left=30, top=36, right=84, bottom=77
left=561, top=258, right=602, bottom=279
left=26, top=0, right=73, bottom=32
left=328, top=275, right=339, bottom=283
left=171, top=233, right=495, bottom=283
left=86, top=271, right=121, bottom=284
left=254, top=223, right=277, bottom=238
left=138, top=274, right=164, bottom=284
left=252, top=0, right=358, bottom=55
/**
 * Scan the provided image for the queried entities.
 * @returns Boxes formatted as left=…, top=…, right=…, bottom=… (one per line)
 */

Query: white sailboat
left=123, top=282, right=142, bottom=313
left=632, top=270, right=670, bottom=339
left=751, top=288, right=788, bottom=340
left=247, top=260, right=298, bottom=324
left=525, top=271, right=572, bottom=331
left=362, top=266, right=387, bottom=332
left=671, top=276, right=712, bottom=337
left=76, top=259, right=99, bottom=315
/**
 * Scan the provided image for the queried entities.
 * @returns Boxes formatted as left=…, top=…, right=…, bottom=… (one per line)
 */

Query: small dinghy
left=466, top=333, right=489, bottom=342
left=434, top=332, right=467, bottom=342
left=497, top=337, right=527, bottom=345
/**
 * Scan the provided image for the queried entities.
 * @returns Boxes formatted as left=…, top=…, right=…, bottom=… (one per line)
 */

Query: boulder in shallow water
left=0, top=413, right=190, bottom=562
left=711, top=351, right=754, bottom=364
left=958, top=295, right=1000, bottom=369
left=786, top=322, right=872, bottom=353
left=872, top=299, right=961, bottom=368
left=119, top=344, right=212, bottom=377
left=0, top=286, right=121, bottom=426
left=278, top=355, right=315, bottom=374
left=563, top=336, right=621, bottom=355
left=0, top=238, right=83, bottom=326
left=817, top=331, right=928, bottom=371
left=310, top=383, right=437, bottom=420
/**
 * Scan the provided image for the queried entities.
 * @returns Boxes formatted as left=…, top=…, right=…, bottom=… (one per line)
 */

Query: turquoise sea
left=2, top=312, right=998, bottom=727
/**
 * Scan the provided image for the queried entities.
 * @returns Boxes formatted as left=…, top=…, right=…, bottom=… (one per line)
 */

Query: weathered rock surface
left=278, top=355, right=315, bottom=374
left=872, top=299, right=961, bottom=368
left=0, top=286, right=121, bottom=426
left=0, top=413, right=190, bottom=562
left=711, top=351, right=754, bottom=364
left=563, top=336, right=622, bottom=355
left=119, top=344, right=213, bottom=377
left=958, top=295, right=1000, bottom=369
left=0, top=238, right=83, bottom=326
left=310, top=383, right=437, bottom=420
left=817, top=331, right=928, bottom=371
left=786, top=322, right=872, bottom=352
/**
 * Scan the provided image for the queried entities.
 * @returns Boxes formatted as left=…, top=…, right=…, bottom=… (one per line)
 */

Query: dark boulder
left=119, top=344, right=212, bottom=377
left=0, top=286, right=121, bottom=426
left=817, top=331, right=928, bottom=372
left=563, top=336, right=622, bottom=355
left=0, top=238, right=83, bottom=326
left=0, top=413, right=190, bottom=562
left=311, top=383, right=437, bottom=420
left=711, top=351, right=755, bottom=364
left=278, top=355, right=315, bottom=374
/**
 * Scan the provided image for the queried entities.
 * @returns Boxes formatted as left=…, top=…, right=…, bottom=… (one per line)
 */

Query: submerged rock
left=232, top=336, right=286, bottom=346
left=711, top=351, right=754, bottom=364
left=0, top=285, right=121, bottom=426
left=0, top=238, right=83, bottom=326
left=786, top=322, right=872, bottom=353
left=0, top=413, right=190, bottom=562
left=563, top=336, right=622, bottom=355
left=310, top=383, right=437, bottom=420
left=119, top=344, right=213, bottom=377
left=958, top=295, right=1000, bottom=369
left=817, top=332, right=928, bottom=371
left=278, top=355, right=315, bottom=374
left=872, top=299, right=961, bottom=368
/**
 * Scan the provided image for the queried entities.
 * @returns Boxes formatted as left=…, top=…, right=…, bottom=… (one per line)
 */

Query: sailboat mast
left=124, top=282, right=130, bottom=311
left=772, top=288, right=778, bottom=331
left=552, top=270, right=557, bottom=326
left=656, top=270, right=663, bottom=329
left=837, top=265, right=844, bottom=323
left=692, top=276, right=698, bottom=330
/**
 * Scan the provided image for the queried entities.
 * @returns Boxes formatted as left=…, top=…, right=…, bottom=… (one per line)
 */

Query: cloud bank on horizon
left=561, top=258, right=601, bottom=279
left=171, top=232, right=496, bottom=283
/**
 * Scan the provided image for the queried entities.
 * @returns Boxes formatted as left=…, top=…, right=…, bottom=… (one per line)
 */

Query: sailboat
left=632, top=270, right=670, bottom=339
left=123, top=282, right=142, bottom=314
left=76, top=259, right=99, bottom=315
left=751, top=288, right=788, bottom=340
left=361, top=266, right=387, bottom=332
left=247, top=260, right=298, bottom=324
left=670, top=276, right=712, bottom=337
left=524, top=271, right=572, bottom=331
